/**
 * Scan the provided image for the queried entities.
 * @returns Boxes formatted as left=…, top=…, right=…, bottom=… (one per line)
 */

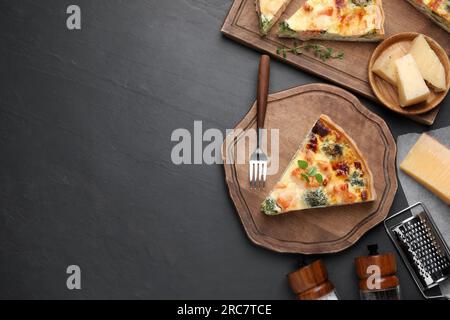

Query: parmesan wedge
left=372, top=46, right=407, bottom=86
left=395, top=54, right=430, bottom=107
left=400, top=134, right=450, bottom=205
left=409, top=35, right=447, bottom=92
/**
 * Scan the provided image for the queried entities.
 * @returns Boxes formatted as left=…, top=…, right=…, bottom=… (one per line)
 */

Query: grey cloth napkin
left=397, top=126, right=450, bottom=296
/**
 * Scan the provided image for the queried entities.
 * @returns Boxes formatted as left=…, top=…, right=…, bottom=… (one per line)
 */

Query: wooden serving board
left=222, top=84, right=397, bottom=254
left=221, top=0, right=450, bottom=125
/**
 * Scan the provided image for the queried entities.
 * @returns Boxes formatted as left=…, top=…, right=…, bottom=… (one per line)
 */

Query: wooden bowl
left=368, top=32, right=450, bottom=116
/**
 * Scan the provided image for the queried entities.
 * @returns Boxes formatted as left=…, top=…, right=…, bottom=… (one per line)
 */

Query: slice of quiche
left=256, top=0, right=293, bottom=35
left=261, top=115, right=376, bottom=215
left=278, top=0, right=385, bottom=41
left=405, top=0, right=450, bottom=33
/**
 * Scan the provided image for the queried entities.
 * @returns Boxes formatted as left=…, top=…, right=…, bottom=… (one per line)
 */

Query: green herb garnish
left=301, top=173, right=310, bottom=183
left=315, top=174, right=324, bottom=184
left=277, top=42, right=345, bottom=61
left=298, top=160, right=308, bottom=169
left=307, top=167, right=317, bottom=177
left=297, top=161, right=324, bottom=185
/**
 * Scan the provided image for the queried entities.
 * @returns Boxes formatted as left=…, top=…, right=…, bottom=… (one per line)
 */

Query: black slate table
left=0, top=0, right=448, bottom=299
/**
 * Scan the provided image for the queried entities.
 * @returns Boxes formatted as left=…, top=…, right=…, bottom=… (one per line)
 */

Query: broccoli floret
left=304, top=189, right=328, bottom=208
left=321, top=140, right=343, bottom=158
left=349, top=171, right=365, bottom=187
left=278, top=22, right=296, bottom=37
left=260, top=15, right=271, bottom=34
left=261, top=198, right=281, bottom=215
left=352, top=0, right=372, bottom=7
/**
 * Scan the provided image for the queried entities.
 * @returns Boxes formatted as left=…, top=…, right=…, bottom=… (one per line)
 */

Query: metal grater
left=384, top=203, right=450, bottom=299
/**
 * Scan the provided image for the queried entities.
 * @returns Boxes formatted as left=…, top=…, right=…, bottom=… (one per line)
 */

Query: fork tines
left=249, top=155, right=267, bottom=189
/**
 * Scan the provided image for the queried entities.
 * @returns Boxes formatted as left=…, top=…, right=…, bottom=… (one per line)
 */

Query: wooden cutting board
left=221, top=0, right=450, bottom=125
left=222, top=84, right=397, bottom=254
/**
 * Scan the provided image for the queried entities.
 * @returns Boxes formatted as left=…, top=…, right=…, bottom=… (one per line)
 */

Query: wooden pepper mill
left=288, top=260, right=338, bottom=300
left=355, top=244, right=401, bottom=300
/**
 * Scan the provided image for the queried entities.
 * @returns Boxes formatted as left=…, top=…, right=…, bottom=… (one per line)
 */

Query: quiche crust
left=319, top=115, right=376, bottom=202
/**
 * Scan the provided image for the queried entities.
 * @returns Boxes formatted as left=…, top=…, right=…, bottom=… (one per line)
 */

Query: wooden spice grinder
left=355, top=244, right=400, bottom=300
left=288, top=260, right=338, bottom=300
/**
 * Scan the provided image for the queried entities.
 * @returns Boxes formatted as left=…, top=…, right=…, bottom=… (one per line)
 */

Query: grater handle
left=383, top=202, right=423, bottom=231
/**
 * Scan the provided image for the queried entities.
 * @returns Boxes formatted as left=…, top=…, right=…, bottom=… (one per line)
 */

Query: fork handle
left=257, top=55, right=270, bottom=131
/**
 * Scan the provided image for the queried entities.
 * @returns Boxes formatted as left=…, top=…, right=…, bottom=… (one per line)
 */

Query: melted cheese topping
left=285, top=0, right=383, bottom=36
left=260, top=0, right=290, bottom=20
left=266, top=117, right=371, bottom=213
left=419, top=0, right=450, bottom=23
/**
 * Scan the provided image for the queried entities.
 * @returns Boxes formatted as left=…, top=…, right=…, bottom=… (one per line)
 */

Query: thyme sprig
left=276, top=42, right=344, bottom=61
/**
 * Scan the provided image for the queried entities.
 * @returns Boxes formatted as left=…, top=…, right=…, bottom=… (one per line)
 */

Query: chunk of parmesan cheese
left=395, top=54, right=430, bottom=107
left=409, top=35, right=447, bottom=92
left=372, top=46, right=407, bottom=86
left=400, top=134, right=450, bottom=205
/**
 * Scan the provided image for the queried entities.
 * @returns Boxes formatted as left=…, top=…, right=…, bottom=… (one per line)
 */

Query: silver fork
left=249, top=55, right=270, bottom=189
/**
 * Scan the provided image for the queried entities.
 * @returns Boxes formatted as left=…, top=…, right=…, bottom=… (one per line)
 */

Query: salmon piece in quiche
left=261, top=114, right=376, bottom=215
left=278, top=0, right=385, bottom=41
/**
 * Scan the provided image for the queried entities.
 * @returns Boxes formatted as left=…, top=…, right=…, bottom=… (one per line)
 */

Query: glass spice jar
left=355, top=244, right=401, bottom=300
